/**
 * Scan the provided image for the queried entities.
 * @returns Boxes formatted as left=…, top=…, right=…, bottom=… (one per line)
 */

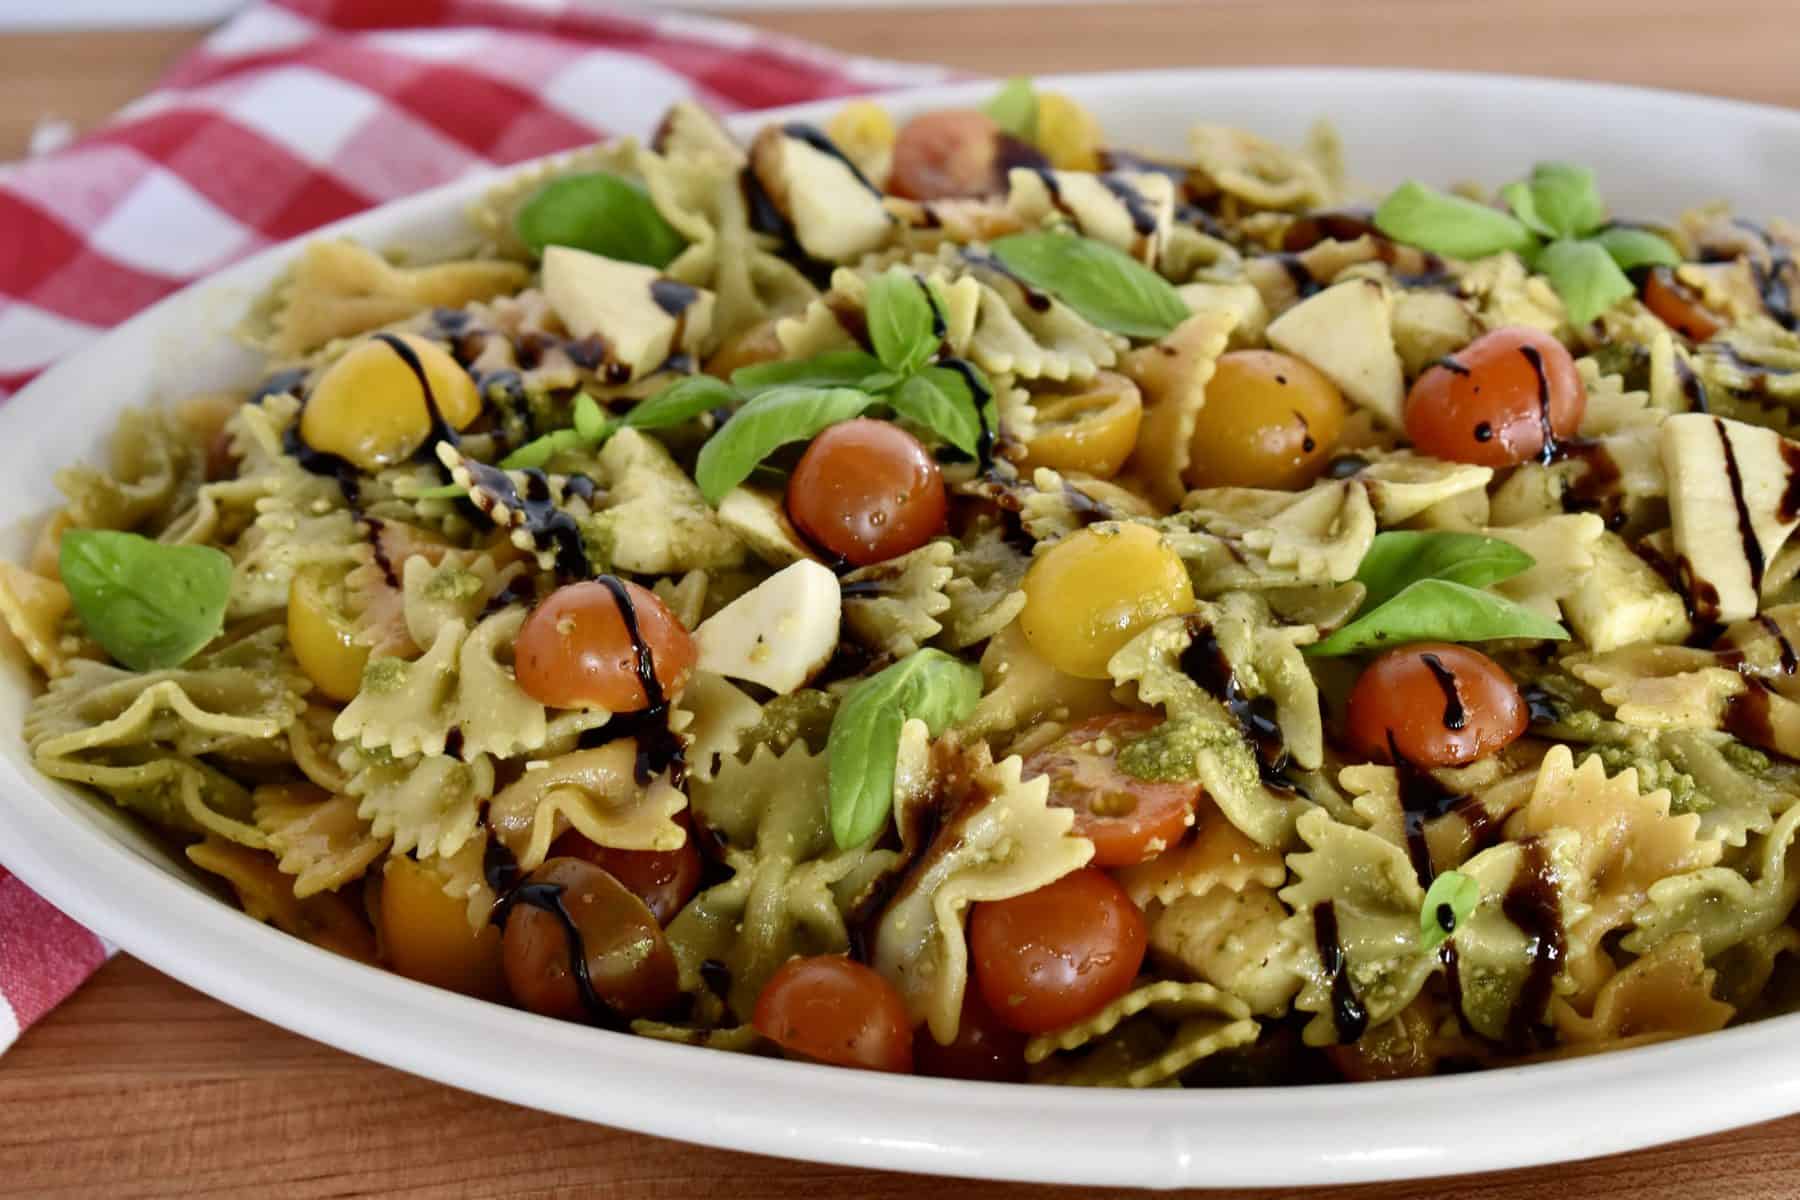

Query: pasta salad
left=15, top=78, right=1800, bottom=1087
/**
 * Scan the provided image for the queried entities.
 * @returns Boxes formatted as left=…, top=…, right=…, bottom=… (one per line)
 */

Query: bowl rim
left=7, top=66, right=1800, bottom=1189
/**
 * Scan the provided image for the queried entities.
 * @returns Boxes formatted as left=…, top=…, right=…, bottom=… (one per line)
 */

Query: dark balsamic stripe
left=1313, top=901, right=1369, bottom=1043
left=1419, top=653, right=1467, bottom=730
left=1500, top=838, right=1565, bottom=1052
left=1714, top=416, right=1766, bottom=594
left=1518, top=344, right=1557, bottom=464
left=1098, top=174, right=1159, bottom=238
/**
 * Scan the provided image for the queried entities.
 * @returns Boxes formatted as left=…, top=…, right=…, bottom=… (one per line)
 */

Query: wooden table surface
left=5, top=4, right=1800, bottom=1196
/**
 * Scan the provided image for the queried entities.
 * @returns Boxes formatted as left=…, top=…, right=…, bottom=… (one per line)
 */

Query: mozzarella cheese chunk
left=541, top=246, right=714, bottom=381
left=694, top=559, right=841, bottom=694
left=1007, top=168, right=1175, bottom=265
left=1662, top=412, right=1800, bottom=623
left=1265, top=278, right=1405, bottom=428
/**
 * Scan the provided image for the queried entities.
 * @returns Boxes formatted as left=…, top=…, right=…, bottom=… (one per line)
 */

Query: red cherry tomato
left=550, top=823, right=701, bottom=926
left=752, top=955, right=914, bottom=1073
left=514, top=579, right=695, bottom=711
left=1344, top=642, right=1528, bottom=768
left=1021, top=713, right=1202, bottom=867
left=1643, top=266, right=1726, bottom=342
left=786, top=418, right=947, bottom=566
left=1403, top=327, right=1586, bottom=467
left=969, top=867, right=1147, bottom=1035
left=889, top=109, right=1004, bottom=201
left=914, top=988, right=1029, bottom=1083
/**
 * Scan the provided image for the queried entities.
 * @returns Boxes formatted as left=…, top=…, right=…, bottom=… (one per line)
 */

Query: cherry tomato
left=1019, top=372, right=1143, bottom=478
left=380, top=854, right=506, bottom=1000
left=500, top=857, right=681, bottom=1023
left=1185, top=350, right=1346, bottom=490
left=914, top=988, right=1028, bottom=1083
left=1643, top=267, right=1725, bottom=342
left=1018, top=522, right=1195, bottom=680
left=786, top=418, right=947, bottom=566
left=889, top=109, right=1004, bottom=201
left=752, top=955, right=914, bottom=1073
left=1344, top=642, right=1528, bottom=768
left=1404, top=327, right=1586, bottom=467
left=1022, top=713, right=1202, bottom=867
left=551, top=823, right=701, bottom=926
left=969, top=867, right=1147, bottom=1035
left=514, top=579, right=696, bottom=712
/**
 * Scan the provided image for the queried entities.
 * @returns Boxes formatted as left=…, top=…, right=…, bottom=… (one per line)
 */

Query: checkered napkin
left=0, top=0, right=950, bottom=1054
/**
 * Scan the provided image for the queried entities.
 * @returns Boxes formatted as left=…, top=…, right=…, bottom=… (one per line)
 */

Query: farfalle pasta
left=22, top=83, right=1800, bottom=1090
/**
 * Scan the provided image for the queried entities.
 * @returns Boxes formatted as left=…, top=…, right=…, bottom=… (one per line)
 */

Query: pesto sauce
left=1115, top=719, right=1224, bottom=783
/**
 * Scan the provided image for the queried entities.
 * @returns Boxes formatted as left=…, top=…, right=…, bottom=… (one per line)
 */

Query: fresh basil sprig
left=732, top=350, right=885, bottom=397
left=1374, top=162, right=1682, bottom=325
left=1306, top=531, right=1568, bottom=656
left=1420, top=870, right=1480, bottom=953
left=827, top=648, right=983, bottom=849
left=61, top=530, right=233, bottom=671
left=984, top=76, right=1038, bottom=142
left=514, top=172, right=687, bottom=268
left=887, top=367, right=983, bottom=459
left=694, top=386, right=877, bottom=504
left=501, top=377, right=732, bottom=470
left=989, top=232, right=1190, bottom=339
left=866, top=269, right=944, bottom=376
left=1351, top=531, right=1536, bottom=614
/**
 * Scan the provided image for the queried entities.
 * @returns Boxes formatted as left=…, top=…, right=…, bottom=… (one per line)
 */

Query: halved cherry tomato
left=969, top=867, right=1146, bottom=1035
left=752, top=955, right=914, bottom=1073
left=914, top=988, right=1028, bottom=1083
left=1021, top=713, right=1202, bottom=867
left=1020, top=372, right=1144, bottom=478
left=1643, top=267, right=1726, bottom=342
left=550, top=822, right=701, bottom=926
left=1344, top=642, right=1527, bottom=768
left=1404, top=327, right=1586, bottom=467
left=889, top=109, right=1004, bottom=201
left=499, top=858, right=680, bottom=1023
left=514, top=579, right=695, bottom=712
left=1185, top=349, right=1345, bottom=490
left=786, top=418, right=947, bottom=566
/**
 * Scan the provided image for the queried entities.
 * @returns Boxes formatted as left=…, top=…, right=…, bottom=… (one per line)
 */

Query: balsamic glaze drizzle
left=1433, top=355, right=1472, bottom=377
left=1313, top=901, right=1369, bottom=1043
left=1757, top=613, right=1800, bottom=675
left=937, top=356, right=996, bottom=467
left=1518, top=345, right=1558, bottom=464
left=1500, top=838, right=1564, bottom=1052
left=1097, top=174, right=1159, bottom=239
left=915, top=273, right=947, bottom=340
left=960, top=249, right=1054, bottom=311
left=781, top=122, right=885, bottom=198
left=579, top=575, right=688, bottom=788
left=1418, top=653, right=1466, bottom=730
left=1715, top=416, right=1766, bottom=594
left=458, top=459, right=591, bottom=579
left=1180, top=619, right=1292, bottom=789
left=650, top=278, right=701, bottom=318
left=1674, top=355, right=1710, bottom=413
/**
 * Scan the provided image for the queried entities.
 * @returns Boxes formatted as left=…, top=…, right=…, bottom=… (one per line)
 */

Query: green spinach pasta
left=17, top=80, right=1800, bottom=1086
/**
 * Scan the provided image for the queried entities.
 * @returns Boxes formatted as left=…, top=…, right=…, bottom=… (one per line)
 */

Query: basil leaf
left=694, top=386, right=876, bottom=504
left=1592, top=226, right=1682, bottom=272
left=623, top=373, right=736, bottom=430
left=1525, top=163, right=1605, bottom=240
left=990, top=232, right=1190, bottom=339
left=1419, top=870, right=1480, bottom=953
left=860, top=370, right=903, bottom=393
left=866, top=269, right=941, bottom=375
left=887, top=368, right=981, bottom=458
left=1538, top=237, right=1634, bottom=325
left=984, top=75, right=1037, bottom=142
left=827, top=649, right=983, bottom=849
left=1353, top=531, right=1536, bottom=614
left=572, top=392, right=608, bottom=441
left=732, top=350, right=884, bottom=397
left=1374, top=181, right=1537, bottom=260
left=515, top=173, right=686, bottom=268
left=1500, top=180, right=1555, bottom=238
left=61, top=530, right=232, bottom=672
left=1306, top=579, right=1568, bottom=657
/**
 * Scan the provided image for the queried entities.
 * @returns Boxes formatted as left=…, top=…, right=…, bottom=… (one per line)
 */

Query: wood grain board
left=6, top=4, right=1800, bottom=1196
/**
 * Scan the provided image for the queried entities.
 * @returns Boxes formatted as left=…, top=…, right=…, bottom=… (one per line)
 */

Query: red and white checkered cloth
left=0, top=0, right=951, bottom=1054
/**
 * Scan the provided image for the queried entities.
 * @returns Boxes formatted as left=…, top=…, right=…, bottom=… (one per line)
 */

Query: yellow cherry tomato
left=379, top=854, right=506, bottom=999
left=300, top=333, right=481, bottom=471
left=1020, top=371, right=1144, bottom=478
left=1019, top=522, right=1195, bottom=679
left=1034, top=91, right=1102, bottom=172
left=1183, top=350, right=1345, bottom=490
left=288, top=564, right=369, bottom=703
left=825, top=99, right=898, bottom=187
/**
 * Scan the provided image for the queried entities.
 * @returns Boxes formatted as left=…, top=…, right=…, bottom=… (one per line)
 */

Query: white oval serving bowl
left=5, top=69, right=1800, bottom=1190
